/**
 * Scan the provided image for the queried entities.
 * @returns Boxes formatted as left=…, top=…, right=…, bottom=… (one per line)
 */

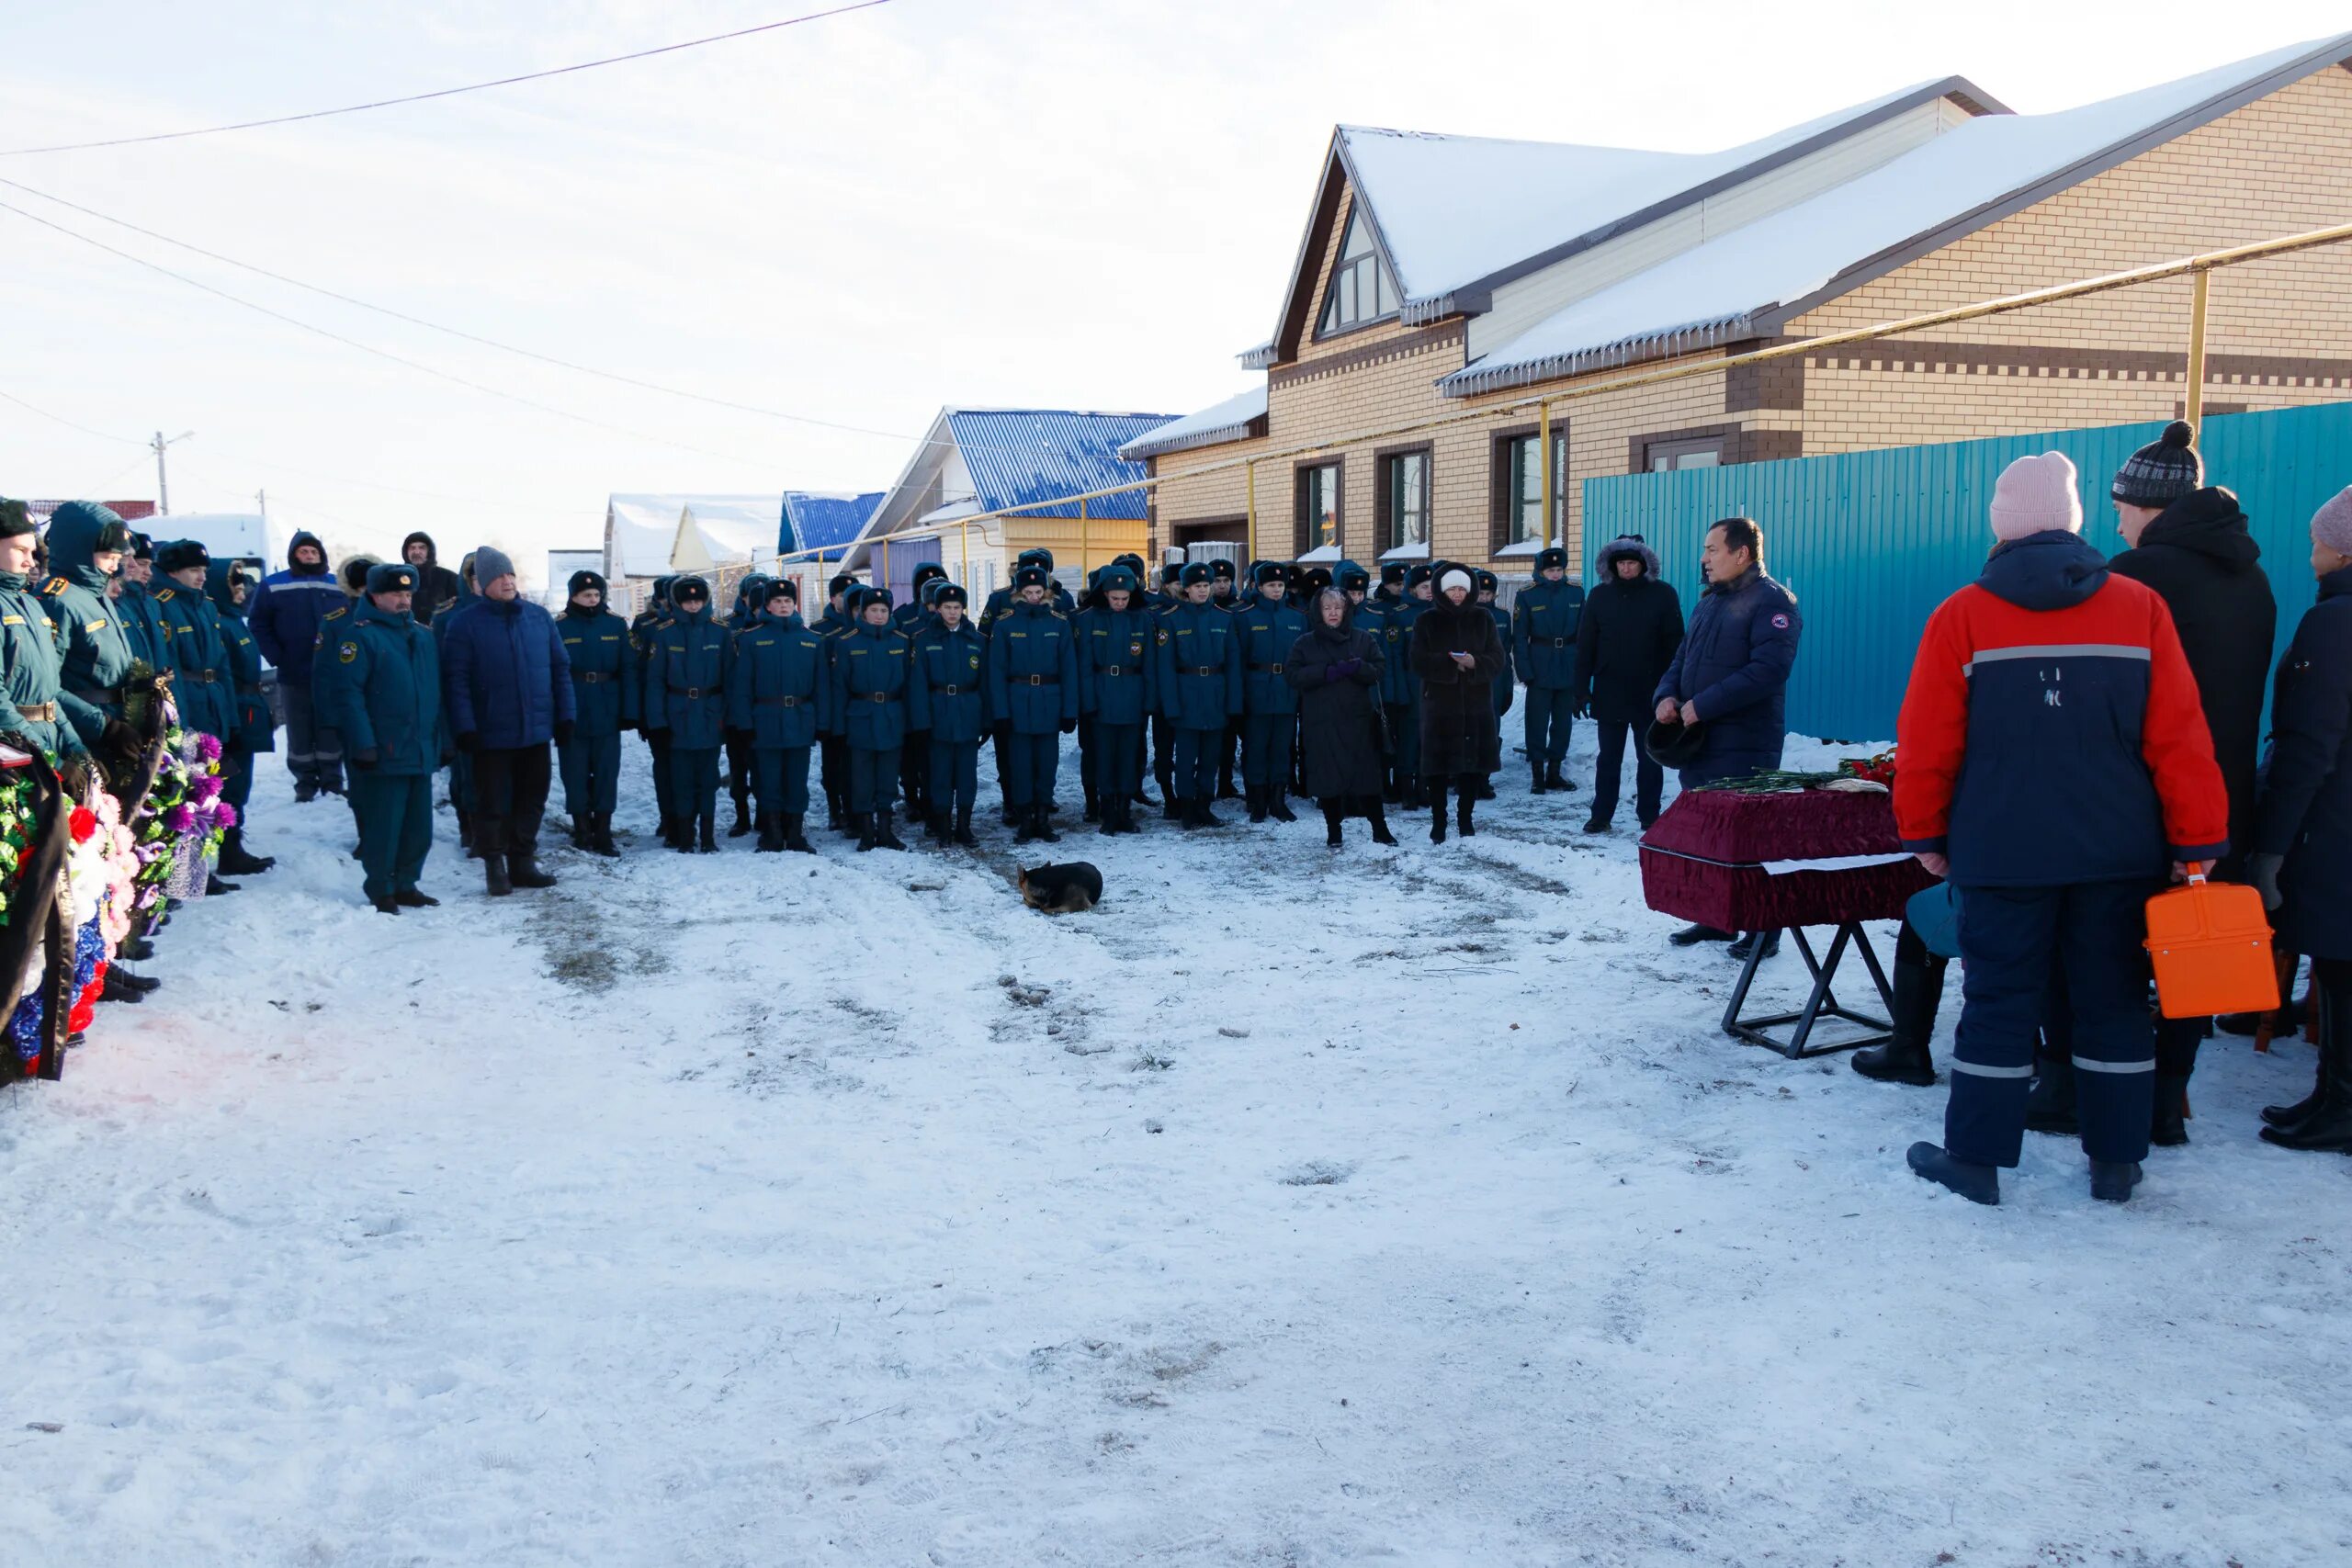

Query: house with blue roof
left=843, top=408, right=1177, bottom=603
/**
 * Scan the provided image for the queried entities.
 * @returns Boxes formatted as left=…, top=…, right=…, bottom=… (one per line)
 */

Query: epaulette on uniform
left=40, top=577, right=68, bottom=596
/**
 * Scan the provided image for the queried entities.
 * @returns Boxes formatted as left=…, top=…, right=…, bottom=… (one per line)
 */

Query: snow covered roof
left=1442, top=34, right=2352, bottom=396
left=917, top=498, right=982, bottom=526
left=1118, top=386, right=1269, bottom=461
left=605, top=493, right=781, bottom=579
left=780, top=491, right=882, bottom=558
left=944, top=410, right=1177, bottom=522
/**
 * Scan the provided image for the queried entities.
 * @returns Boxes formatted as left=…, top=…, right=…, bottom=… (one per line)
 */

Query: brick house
left=1128, top=32, right=2352, bottom=575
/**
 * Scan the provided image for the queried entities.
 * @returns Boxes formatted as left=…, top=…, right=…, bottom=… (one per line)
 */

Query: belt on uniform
left=1250, top=661, right=1285, bottom=673
left=15, top=702, right=56, bottom=722
left=679, top=686, right=709, bottom=699
left=862, top=692, right=899, bottom=704
left=936, top=683, right=966, bottom=695
left=1183, top=665, right=1218, bottom=677
left=577, top=671, right=610, bottom=683
left=1021, top=673, right=1059, bottom=686
left=1102, top=666, right=1126, bottom=677
left=753, top=695, right=803, bottom=707
left=1537, top=637, right=1572, bottom=648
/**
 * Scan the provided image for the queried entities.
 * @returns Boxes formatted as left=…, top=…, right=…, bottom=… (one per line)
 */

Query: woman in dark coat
left=1412, top=567, right=1507, bottom=842
left=2249, top=488, right=2352, bottom=1152
left=1284, top=589, right=1395, bottom=847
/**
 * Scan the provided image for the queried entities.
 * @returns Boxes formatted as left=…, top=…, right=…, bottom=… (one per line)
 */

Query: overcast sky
left=4, top=0, right=2345, bottom=581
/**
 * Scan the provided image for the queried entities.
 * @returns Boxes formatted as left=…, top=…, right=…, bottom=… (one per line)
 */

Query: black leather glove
left=455, top=731, right=480, bottom=753
left=351, top=748, right=379, bottom=771
left=553, top=719, right=575, bottom=746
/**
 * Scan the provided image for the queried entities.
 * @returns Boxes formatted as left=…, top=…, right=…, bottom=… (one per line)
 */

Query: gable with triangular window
left=1317, top=207, right=1400, bottom=336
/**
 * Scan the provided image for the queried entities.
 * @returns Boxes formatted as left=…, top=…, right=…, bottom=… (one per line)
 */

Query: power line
left=0, top=196, right=793, bottom=470
left=0, top=385, right=147, bottom=446
left=0, top=174, right=925, bottom=445
left=0, top=2, right=894, bottom=157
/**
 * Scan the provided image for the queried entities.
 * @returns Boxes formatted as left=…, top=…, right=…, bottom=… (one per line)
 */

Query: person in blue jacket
left=644, top=574, right=731, bottom=853
left=556, top=569, right=639, bottom=858
left=153, top=541, right=245, bottom=897
left=988, top=563, right=1080, bottom=844
left=720, top=572, right=772, bottom=839
left=832, top=585, right=922, bottom=852
left=1231, top=560, right=1306, bottom=824
left=117, top=534, right=178, bottom=685
left=1155, top=561, right=1243, bottom=829
left=1148, top=563, right=1184, bottom=812
left=815, top=571, right=858, bottom=833
left=2247, top=488, right=2352, bottom=1153
left=440, top=546, right=574, bottom=895
left=1075, top=564, right=1155, bottom=837
left=306, top=556, right=379, bottom=858
left=35, top=500, right=138, bottom=752
left=1652, top=516, right=1802, bottom=788
left=1511, top=547, right=1585, bottom=795
left=433, top=553, right=481, bottom=852
left=1473, top=568, right=1513, bottom=802
left=248, top=530, right=346, bottom=800
left=333, top=562, right=444, bottom=915
left=1208, top=558, right=1244, bottom=799
left=629, top=574, right=678, bottom=842
left=725, top=577, right=830, bottom=854
left=893, top=563, right=948, bottom=825
left=207, top=558, right=277, bottom=878
left=910, top=581, right=988, bottom=846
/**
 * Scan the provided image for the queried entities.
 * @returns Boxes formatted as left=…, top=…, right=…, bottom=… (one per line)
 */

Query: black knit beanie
left=2111, top=420, right=2202, bottom=508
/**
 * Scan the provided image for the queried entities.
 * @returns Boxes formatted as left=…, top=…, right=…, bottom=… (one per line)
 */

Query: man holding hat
left=439, top=547, right=573, bottom=893
left=644, top=574, right=731, bottom=852
left=2105, top=419, right=2277, bottom=1144
left=989, top=564, right=1079, bottom=843
left=556, top=569, right=639, bottom=856
left=910, top=581, right=988, bottom=845
left=333, top=562, right=444, bottom=915
left=1513, top=546, right=1586, bottom=796
left=725, top=577, right=830, bottom=852
left=1895, top=450, right=2227, bottom=1206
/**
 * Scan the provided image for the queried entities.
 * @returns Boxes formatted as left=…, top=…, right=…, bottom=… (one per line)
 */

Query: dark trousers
left=1218, top=716, right=1240, bottom=784
left=849, top=746, right=900, bottom=813
left=1075, top=716, right=1094, bottom=795
left=355, top=773, right=432, bottom=901
left=1150, top=713, right=1174, bottom=789
left=1171, top=728, right=1217, bottom=802
left=752, top=746, right=811, bottom=818
left=726, top=728, right=755, bottom=804
left=820, top=734, right=847, bottom=810
left=1948, top=879, right=2160, bottom=1168
left=1589, top=715, right=1663, bottom=826
left=930, top=739, right=979, bottom=814
left=667, top=745, right=721, bottom=827
left=558, top=731, right=622, bottom=816
left=1385, top=700, right=1420, bottom=792
left=1090, top=722, right=1141, bottom=800
left=471, top=743, right=552, bottom=856
left=2155, top=1016, right=2208, bottom=1079
left=1242, top=712, right=1296, bottom=791
left=647, top=731, right=675, bottom=820
left=1524, top=686, right=1576, bottom=767
left=902, top=731, right=932, bottom=809
left=222, top=746, right=255, bottom=813
left=282, top=682, right=343, bottom=790
left=1003, top=730, right=1059, bottom=809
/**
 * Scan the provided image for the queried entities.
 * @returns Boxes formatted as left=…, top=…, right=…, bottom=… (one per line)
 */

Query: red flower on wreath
left=68, top=807, right=97, bottom=844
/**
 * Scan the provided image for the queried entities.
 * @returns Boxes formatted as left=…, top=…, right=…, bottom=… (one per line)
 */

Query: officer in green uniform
left=642, top=574, right=731, bottom=852
left=333, top=563, right=443, bottom=914
left=35, top=501, right=137, bottom=751
left=831, top=586, right=922, bottom=852
left=724, top=578, right=830, bottom=853
left=206, top=558, right=277, bottom=875
left=910, top=581, right=986, bottom=845
left=0, top=500, right=83, bottom=762
left=556, top=570, right=638, bottom=856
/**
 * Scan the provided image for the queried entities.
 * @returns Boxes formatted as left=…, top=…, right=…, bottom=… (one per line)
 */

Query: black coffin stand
left=1720, top=921, right=1895, bottom=1059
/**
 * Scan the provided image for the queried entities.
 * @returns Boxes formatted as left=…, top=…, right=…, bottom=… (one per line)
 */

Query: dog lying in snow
left=1019, top=862, right=1102, bottom=914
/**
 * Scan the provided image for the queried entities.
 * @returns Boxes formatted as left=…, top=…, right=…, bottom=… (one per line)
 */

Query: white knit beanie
left=1439, top=569, right=1472, bottom=594
left=1988, top=451, right=2083, bottom=543
left=2312, top=485, right=2352, bottom=557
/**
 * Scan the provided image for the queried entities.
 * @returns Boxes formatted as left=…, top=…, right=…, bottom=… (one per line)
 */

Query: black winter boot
left=590, top=813, right=621, bottom=857
left=756, top=812, right=784, bottom=852
left=784, top=814, right=816, bottom=854
left=1163, top=792, right=1183, bottom=822
left=2151, top=1074, right=2191, bottom=1148
left=484, top=852, right=514, bottom=896
left=1268, top=790, right=1296, bottom=824
left=1369, top=802, right=1397, bottom=846
left=2261, top=969, right=2352, bottom=1152
left=509, top=851, right=557, bottom=888
left=1545, top=762, right=1575, bottom=792
left=1851, top=952, right=1943, bottom=1086
left=1082, top=784, right=1100, bottom=824
left=729, top=790, right=753, bottom=837
left=923, top=809, right=946, bottom=841
left=1456, top=784, right=1476, bottom=838
left=2264, top=1040, right=2329, bottom=1130
left=569, top=813, right=588, bottom=850
left=1031, top=807, right=1061, bottom=845
left=394, top=888, right=439, bottom=908
left=1194, top=795, right=1224, bottom=829
left=1247, top=784, right=1269, bottom=824
left=826, top=790, right=846, bottom=834
left=101, top=967, right=148, bottom=1003
left=2024, top=1051, right=2079, bottom=1135
left=697, top=813, right=720, bottom=853
left=372, top=896, right=401, bottom=916
left=1324, top=801, right=1345, bottom=848
left=1532, top=761, right=1547, bottom=795
left=1906, top=1142, right=1998, bottom=1205
left=206, top=873, right=242, bottom=895
left=218, top=829, right=275, bottom=875
left=952, top=806, right=978, bottom=848
left=458, top=810, right=473, bottom=852
left=873, top=809, right=908, bottom=852
left=854, top=813, right=876, bottom=852
left=1430, top=784, right=1447, bottom=844
left=1014, top=808, right=1036, bottom=844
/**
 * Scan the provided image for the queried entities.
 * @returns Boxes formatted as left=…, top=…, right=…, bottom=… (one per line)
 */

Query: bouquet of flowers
left=1695, top=749, right=1898, bottom=795
left=141, top=726, right=232, bottom=902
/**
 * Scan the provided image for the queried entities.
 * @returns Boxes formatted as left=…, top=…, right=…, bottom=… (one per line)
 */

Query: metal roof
left=944, top=410, right=1176, bottom=521
left=781, top=491, right=883, bottom=557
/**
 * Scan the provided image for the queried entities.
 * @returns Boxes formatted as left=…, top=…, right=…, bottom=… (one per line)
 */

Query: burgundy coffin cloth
left=1639, top=786, right=1935, bottom=933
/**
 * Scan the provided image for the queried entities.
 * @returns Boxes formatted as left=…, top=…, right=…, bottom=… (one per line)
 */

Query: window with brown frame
left=1375, top=446, right=1430, bottom=553
left=1295, top=462, right=1340, bottom=556
left=1644, top=434, right=1726, bottom=472
left=1490, top=426, right=1566, bottom=553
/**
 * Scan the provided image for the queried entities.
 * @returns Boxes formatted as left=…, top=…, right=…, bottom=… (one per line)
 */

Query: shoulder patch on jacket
left=338, top=641, right=357, bottom=663
left=40, top=578, right=66, bottom=597
left=155, top=587, right=175, bottom=602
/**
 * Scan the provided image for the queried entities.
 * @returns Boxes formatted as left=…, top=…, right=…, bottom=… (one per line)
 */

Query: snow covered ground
left=4, top=715, right=2348, bottom=1566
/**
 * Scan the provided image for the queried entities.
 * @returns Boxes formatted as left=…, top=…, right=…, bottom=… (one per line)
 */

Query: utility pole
left=150, top=429, right=195, bottom=514
left=256, top=489, right=267, bottom=527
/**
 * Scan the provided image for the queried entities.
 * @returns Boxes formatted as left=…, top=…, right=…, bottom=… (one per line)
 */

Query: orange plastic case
left=2143, top=877, right=2281, bottom=1020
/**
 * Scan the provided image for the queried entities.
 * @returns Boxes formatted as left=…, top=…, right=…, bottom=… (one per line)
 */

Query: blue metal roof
left=781, top=491, right=884, bottom=557
left=946, top=411, right=1176, bottom=521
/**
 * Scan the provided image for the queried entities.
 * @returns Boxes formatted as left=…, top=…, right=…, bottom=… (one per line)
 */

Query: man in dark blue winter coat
left=1075, top=566, right=1155, bottom=837
left=249, top=530, right=346, bottom=799
left=832, top=586, right=922, bottom=852
left=989, top=564, right=1079, bottom=844
left=207, top=558, right=276, bottom=876
left=725, top=578, right=830, bottom=853
left=719, top=572, right=772, bottom=838
left=1512, top=546, right=1585, bottom=795
left=644, top=575, right=732, bottom=852
left=556, top=570, right=639, bottom=857
left=1232, top=561, right=1306, bottom=823
left=116, top=534, right=178, bottom=685
left=1155, top=562, right=1243, bottom=829
left=334, top=563, right=445, bottom=915
left=1653, top=517, right=1800, bottom=785
left=910, top=582, right=988, bottom=845
left=440, top=546, right=574, bottom=896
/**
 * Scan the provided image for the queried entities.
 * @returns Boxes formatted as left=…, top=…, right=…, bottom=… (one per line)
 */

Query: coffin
left=1639, top=785, right=1934, bottom=933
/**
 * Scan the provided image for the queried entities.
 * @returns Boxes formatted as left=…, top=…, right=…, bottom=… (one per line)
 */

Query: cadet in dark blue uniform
left=725, top=578, right=830, bottom=853
left=893, top=563, right=948, bottom=825
left=1374, top=561, right=1407, bottom=609
left=206, top=558, right=277, bottom=877
left=910, top=582, right=987, bottom=846
left=832, top=586, right=922, bottom=852
left=117, top=534, right=178, bottom=684
left=1207, top=558, right=1243, bottom=798
left=1232, top=560, right=1306, bottom=823
left=989, top=563, right=1079, bottom=844
left=629, top=575, right=680, bottom=841
left=1155, top=562, right=1242, bottom=829
left=333, top=563, right=443, bottom=914
left=36, top=501, right=137, bottom=751
left=815, top=571, right=858, bottom=832
left=719, top=573, right=771, bottom=838
left=1075, top=564, right=1155, bottom=836
left=1512, top=546, right=1586, bottom=795
left=154, top=542, right=245, bottom=896
left=556, top=570, right=639, bottom=856
left=1148, top=563, right=1183, bottom=809
left=643, top=574, right=731, bottom=852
